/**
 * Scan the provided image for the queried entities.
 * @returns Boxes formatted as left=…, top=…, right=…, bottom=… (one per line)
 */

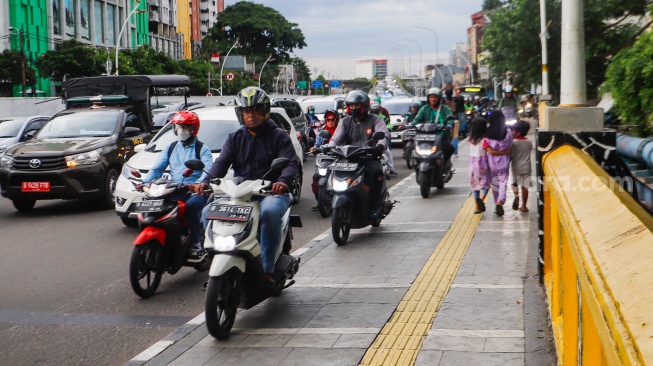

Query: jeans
left=173, top=193, right=208, bottom=247
left=473, top=189, right=489, bottom=199
left=202, top=193, right=290, bottom=274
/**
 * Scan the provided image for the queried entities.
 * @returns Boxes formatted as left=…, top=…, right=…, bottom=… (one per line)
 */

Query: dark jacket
left=205, top=120, right=299, bottom=186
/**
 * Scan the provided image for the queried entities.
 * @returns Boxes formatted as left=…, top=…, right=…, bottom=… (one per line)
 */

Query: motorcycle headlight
left=213, top=235, right=237, bottom=252
left=318, top=168, right=328, bottom=176
left=332, top=178, right=348, bottom=192
left=0, top=154, right=13, bottom=168
left=143, top=183, right=173, bottom=197
left=415, top=145, right=436, bottom=156
left=65, top=148, right=102, bottom=168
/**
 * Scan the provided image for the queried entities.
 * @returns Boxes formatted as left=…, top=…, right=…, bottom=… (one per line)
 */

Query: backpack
left=167, top=140, right=204, bottom=160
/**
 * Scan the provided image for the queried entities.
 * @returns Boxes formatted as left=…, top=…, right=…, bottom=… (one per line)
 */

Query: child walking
left=483, top=111, right=513, bottom=216
left=468, top=117, right=489, bottom=214
left=510, top=120, right=533, bottom=212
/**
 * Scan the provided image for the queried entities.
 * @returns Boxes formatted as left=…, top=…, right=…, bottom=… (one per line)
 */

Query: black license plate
left=206, top=204, right=253, bottom=222
left=135, top=199, right=164, bottom=212
left=330, top=163, right=358, bottom=171
left=415, top=134, right=438, bottom=141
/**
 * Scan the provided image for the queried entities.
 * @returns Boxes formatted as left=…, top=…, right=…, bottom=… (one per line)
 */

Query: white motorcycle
left=187, top=158, right=302, bottom=340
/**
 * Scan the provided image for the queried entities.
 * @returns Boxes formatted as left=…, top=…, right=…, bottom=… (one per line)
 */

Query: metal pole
left=391, top=47, right=404, bottom=77
left=258, top=54, right=273, bottom=89
left=458, top=52, right=475, bottom=84
left=18, top=30, right=26, bottom=97
left=115, top=0, right=142, bottom=75
left=540, top=0, right=550, bottom=97
left=396, top=44, right=411, bottom=77
left=219, top=39, right=239, bottom=96
left=403, top=38, right=422, bottom=79
left=416, top=26, right=438, bottom=65
left=560, top=0, right=586, bottom=106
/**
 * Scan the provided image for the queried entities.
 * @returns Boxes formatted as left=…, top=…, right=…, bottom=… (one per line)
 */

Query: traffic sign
left=226, top=72, right=235, bottom=81
left=312, top=80, right=323, bottom=89
left=296, top=81, right=308, bottom=89
left=329, top=80, right=342, bottom=88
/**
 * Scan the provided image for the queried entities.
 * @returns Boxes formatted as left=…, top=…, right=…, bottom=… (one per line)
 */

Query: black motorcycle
left=411, top=118, right=456, bottom=198
left=322, top=131, right=395, bottom=245
left=311, top=149, right=336, bottom=218
left=401, top=124, right=417, bottom=169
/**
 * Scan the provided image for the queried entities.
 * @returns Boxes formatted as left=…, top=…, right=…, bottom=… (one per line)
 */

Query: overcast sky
left=223, top=0, right=485, bottom=80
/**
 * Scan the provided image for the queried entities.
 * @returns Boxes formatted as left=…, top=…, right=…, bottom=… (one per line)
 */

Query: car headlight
left=121, top=164, right=142, bottom=181
left=65, top=148, right=102, bottom=167
left=213, top=235, right=237, bottom=252
left=0, top=154, right=13, bottom=168
left=0, top=144, right=6, bottom=154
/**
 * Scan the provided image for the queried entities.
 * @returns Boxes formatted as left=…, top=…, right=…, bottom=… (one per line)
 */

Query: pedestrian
left=510, top=120, right=532, bottom=212
left=483, top=110, right=513, bottom=216
left=468, top=117, right=489, bottom=214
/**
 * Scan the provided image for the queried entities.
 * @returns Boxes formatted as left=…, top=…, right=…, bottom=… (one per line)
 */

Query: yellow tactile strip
left=360, top=196, right=482, bottom=366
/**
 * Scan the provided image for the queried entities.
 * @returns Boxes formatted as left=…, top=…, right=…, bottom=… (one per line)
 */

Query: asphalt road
left=0, top=147, right=412, bottom=366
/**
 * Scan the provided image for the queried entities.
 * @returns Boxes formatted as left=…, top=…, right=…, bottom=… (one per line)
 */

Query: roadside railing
left=542, top=145, right=653, bottom=365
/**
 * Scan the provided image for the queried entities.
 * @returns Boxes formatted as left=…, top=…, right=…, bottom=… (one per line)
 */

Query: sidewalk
left=126, top=142, right=555, bottom=366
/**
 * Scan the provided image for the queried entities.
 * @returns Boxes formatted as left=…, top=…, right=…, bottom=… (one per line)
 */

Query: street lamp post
left=396, top=44, right=411, bottom=77
left=258, top=53, right=273, bottom=89
left=219, top=39, right=239, bottom=96
left=390, top=47, right=404, bottom=77
left=115, top=0, right=144, bottom=75
left=403, top=38, right=422, bottom=79
left=416, top=26, right=438, bottom=65
left=8, top=27, right=26, bottom=97
left=458, top=52, right=475, bottom=84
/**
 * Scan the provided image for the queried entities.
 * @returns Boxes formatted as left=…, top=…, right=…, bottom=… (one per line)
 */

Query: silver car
left=0, top=115, right=50, bottom=155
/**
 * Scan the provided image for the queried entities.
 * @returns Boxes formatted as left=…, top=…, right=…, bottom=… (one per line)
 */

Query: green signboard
left=296, top=81, right=308, bottom=89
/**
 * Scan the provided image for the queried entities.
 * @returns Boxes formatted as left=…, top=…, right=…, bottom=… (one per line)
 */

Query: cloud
left=224, top=0, right=484, bottom=79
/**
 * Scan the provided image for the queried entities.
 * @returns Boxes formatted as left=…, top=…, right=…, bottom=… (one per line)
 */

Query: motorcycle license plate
left=206, top=204, right=252, bottom=222
left=415, top=134, right=438, bottom=141
left=135, top=199, right=164, bottom=212
left=21, top=182, right=50, bottom=192
left=330, top=163, right=358, bottom=171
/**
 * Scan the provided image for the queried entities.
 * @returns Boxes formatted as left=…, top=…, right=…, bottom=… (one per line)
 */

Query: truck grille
left=13, top=156, right=67, bottom=170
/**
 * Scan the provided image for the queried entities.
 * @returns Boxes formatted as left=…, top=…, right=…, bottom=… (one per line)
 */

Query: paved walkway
left=126, top=138, right=555, bottom=366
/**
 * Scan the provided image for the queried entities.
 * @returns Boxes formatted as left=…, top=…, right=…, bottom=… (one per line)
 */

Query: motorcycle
left=311, top=149, right=336, bottom=218
left=321, top=130, right=395, bottom=245
left=305, top=120, right=324, bottom=151
left=501, top=106, right=518, bottom=126
left=411, top=118, right=456, bottom=198
left=129, top=175, right=212, bottom=298
left=189, top=158, right=302, bottom=340
left=401, top=124, right=417, bottom=169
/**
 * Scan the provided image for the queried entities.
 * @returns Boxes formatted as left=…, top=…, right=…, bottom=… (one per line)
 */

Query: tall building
left=356, top=59, right=387, bottom=79
left=467, top=11, right=488, bottom=80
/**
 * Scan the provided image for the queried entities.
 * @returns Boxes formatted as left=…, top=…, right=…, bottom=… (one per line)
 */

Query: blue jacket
left=205, top=120, right=299, bottom=186
left=142, top=137, right=213, bottom=184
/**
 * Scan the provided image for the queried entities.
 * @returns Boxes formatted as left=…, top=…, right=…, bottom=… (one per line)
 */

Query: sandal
left=475, top=198, right=486, bottom=213
left=519, top=206, right=529, bottom=212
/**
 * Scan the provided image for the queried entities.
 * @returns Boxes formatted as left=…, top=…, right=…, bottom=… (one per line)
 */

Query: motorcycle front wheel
left=205, top=270, right=242, bottom=340
left=331, top=206, right=351, bottom=245
left=317, top=187, right=333, bottom=218
left=419, top=171, right=432, bottom=198
left=129, top=241, right=164, bottom=298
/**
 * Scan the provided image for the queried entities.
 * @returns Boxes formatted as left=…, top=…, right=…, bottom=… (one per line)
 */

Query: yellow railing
left=542, top=145, right=653, bottom=365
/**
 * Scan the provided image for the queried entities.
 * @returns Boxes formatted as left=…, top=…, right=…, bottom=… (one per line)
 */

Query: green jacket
left=411, top=104, right=454, bottom=136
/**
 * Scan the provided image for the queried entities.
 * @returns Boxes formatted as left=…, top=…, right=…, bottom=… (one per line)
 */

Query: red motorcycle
left=129, top=177, right=211, bottom=298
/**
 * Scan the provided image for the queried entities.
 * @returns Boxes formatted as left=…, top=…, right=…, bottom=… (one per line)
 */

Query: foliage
left=604, top=29, right=653, bottom=136
left=177, top=59, right=213, bottom=95
left=481, top=0, right=649, bottom=101
left=0, top=49, right=37, bottom=95
left=119, top=46, right=180, bottom=75
left=482, top=0, right=503, bottom=11
left=35, top=39, right=102, bottom=82
left=290, top=57, right=311, bottom=84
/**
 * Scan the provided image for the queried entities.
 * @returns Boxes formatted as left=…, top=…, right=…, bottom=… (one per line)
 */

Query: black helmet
left=234, top=86, right=270, bottom=125
left=324, top=109, right=340, bottom=124
left=344, top=90, right=371, bottom=118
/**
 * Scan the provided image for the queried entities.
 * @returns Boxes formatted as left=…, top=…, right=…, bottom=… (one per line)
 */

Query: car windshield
left=384, top=102, right=411, bottom=115
left=146, top=120, right=241, bottom=152
left=37, top=111, right=119, bottom=138
left=152, top=113, right=170, bottom=127
left=0, top=117, right=27, bottom=137
left=301, top=101, right=333, bottom=114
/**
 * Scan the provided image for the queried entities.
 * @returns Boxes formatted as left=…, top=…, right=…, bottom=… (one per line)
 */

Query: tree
left=120, top=46, right=180, bottom=75
left=290, top=57, right=311, bottom=84
left=35, top=39, right=102, bottom=82
left=483, top=0, right=504, bottom=11
left=0, top=49, right=37, bottom=96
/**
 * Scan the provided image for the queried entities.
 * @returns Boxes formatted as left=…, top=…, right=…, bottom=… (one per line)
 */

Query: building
left=467, top=11, right=488, bottom=80
left=355, top=59, right=387, bottom=79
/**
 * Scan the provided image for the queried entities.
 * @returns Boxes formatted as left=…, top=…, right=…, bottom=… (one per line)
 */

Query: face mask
left=309, top=110, right=315, bottom=115
left=350, top=107, right=363, bottom=120
left=177, top=130, right=192, bottom=141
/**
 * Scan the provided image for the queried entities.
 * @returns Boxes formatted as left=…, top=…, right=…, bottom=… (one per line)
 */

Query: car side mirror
left=372, top=131, right=386, bottom=141
left=319, top=130, right=332, bottom=139
left=124, top=127, right=141, bottom=137
left=22, top=130, right=38, bottom=141
left=134, top=144, right=146, bottom=153
left=185, top=159, right=205, bottom=171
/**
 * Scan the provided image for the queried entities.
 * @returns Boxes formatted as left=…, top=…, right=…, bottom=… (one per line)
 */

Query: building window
left=94, top=0, right=103, bottom=44
left=80, top=0, right=91, bottom=40
left=52, top=0, right=61, bottom=35
left=65, top=0, right=76, bottom=38
left=107, top=4, right=116, bottom=45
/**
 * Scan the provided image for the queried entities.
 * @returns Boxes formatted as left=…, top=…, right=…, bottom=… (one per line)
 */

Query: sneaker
left=187, top=247, right=206, bottom=263
left=495, top=204, right=504, bottom=216
left=311, top=204, right=319, bottom=211
left=389, top=170, right=398, bottom=176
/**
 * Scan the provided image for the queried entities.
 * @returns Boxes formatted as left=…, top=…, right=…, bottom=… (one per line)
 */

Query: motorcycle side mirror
left=446, top=115, right=456, bottom=121
left=185, top=159, right=205, bottom=171
left=319, top=130, right=331, bottom=139
left=372, top=131, right=386, bottom=141
left=396, top=118, right=402, bottom=122
left=263, top=158, right=290, bottom=182
left=182, top=168, right=194, bottom=178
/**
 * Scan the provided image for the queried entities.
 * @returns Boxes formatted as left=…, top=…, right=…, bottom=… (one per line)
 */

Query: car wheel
left=120, top=216, right=139, bottom=228
left=290, top=174, right=302, bottom=205
left=98, top=168, right=119, bottom=210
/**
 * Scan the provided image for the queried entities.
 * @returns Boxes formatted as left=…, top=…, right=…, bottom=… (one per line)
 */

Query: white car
left=299, top=95, right=345, bottom=121
left=114, top=106, right=304, bottom=227
left=381, top=98, right=414, bottom=145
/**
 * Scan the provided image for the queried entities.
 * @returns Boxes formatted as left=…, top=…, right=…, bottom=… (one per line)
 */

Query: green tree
left=483, top=0, right=504, bottom=11
left=290, top=57, right=311, bottom=84
left=604, top=28, right=653, bottom=137
left=177, top=59, right=214, bottom=95
left=119, top=46, right=180, bottom=75
left=0, top=49, right=37, bottom=96
left=35, top=39, right=102, bottom=82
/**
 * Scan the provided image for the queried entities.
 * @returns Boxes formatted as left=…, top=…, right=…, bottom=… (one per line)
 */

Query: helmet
left=307, top=105, right=315, bottom=113
left=324, top=109, right=339, bottom=124
left=344, top=90, right=371, bottom=118
left=373, top=96, right=382, bottom=105
left=505, top=85, right=513, bottom=93
left=427, top=87, right=442, bottom=98
left=234, top=86, right=271, bottom=125
left=410, top=101, right=421, bottom=109
left=170, top=110, right=200, bottom=137
left=370, top=103, right=381, bottom=114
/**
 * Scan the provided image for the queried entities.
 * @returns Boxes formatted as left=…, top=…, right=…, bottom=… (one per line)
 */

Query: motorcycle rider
left=372, top=96, right=391, bottom=121
left=371, top=102, right=397, bottom=176
left=305, top=105, right=320, bottom=146
left=328, top=90, right=389, bottom=215
left=309, top=109, right=339, bottom=210
left=404, top=101, right=421, bottom=124
left=498, top=85, right=519, bottom=109
left=140, top=110, right=213, bottom=262
left=411, top=87, right=456, bottom=166
left=194, top=87, right=300, bottom=286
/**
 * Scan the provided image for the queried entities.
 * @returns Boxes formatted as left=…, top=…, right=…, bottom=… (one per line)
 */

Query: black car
left=0, top=75, right=192, bottom=212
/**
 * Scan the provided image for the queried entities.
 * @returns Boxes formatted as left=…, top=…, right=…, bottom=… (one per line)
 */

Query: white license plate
left=330, top=163, right=358, bottom=171
left=206, top=204, right=253, bottom=222
left=135, top=199, right=164, bottom=212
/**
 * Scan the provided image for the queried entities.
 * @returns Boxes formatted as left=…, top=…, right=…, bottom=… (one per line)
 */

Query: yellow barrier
left=542, top=145, right=653, bottom=365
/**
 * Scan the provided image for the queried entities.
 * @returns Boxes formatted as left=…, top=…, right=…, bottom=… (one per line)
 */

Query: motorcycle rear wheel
left=419, top=171, right=431, bottom=198
left=317, top=187, right=333, bottom=218
left=129, top=241, right=163, bottom=298
left=205, top=270, right=241, bottom=340
left=331, top=206, right=351, bottom=246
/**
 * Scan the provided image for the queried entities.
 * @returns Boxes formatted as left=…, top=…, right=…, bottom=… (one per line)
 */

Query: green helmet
left=373, top=96, right=382, bottom=105
left=427, top=87, right=442, bottom=98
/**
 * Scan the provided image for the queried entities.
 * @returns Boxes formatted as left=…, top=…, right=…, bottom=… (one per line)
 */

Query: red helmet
left=170, top=110, right=200, bottom=137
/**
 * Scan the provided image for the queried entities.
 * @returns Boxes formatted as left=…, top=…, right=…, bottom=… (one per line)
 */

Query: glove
left=445, top=125, right=453, bottom=131
left=372, top=144, right=385, bottom=157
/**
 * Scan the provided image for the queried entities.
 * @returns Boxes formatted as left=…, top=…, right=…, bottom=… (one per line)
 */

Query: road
left=0, top=147, right=412, bottom=366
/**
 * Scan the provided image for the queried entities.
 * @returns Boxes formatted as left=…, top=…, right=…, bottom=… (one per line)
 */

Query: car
left=271, top=98, right=309, bottom=158
left=299, top=95, right=346, bottom=121
left=151, top=101, right=201, bottom=114
left=151, top=111, right=177, bottom=127
left=114, top=106, right=304, bottom=227
left=0, top=115, right=50, bottom=155
left=0, top=75, right=192, bottom=212
left=381, top=98, right=414, bottom=145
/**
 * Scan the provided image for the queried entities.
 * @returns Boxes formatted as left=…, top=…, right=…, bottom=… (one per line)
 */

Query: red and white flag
left=211, top=53, right=220, bottom=63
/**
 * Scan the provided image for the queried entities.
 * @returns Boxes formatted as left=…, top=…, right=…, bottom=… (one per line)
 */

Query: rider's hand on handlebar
left=134, top=183, right=143, bottom=192
left=271, top=182, right=288, bottom=195
left=189, top=182, right=209, bottom=195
